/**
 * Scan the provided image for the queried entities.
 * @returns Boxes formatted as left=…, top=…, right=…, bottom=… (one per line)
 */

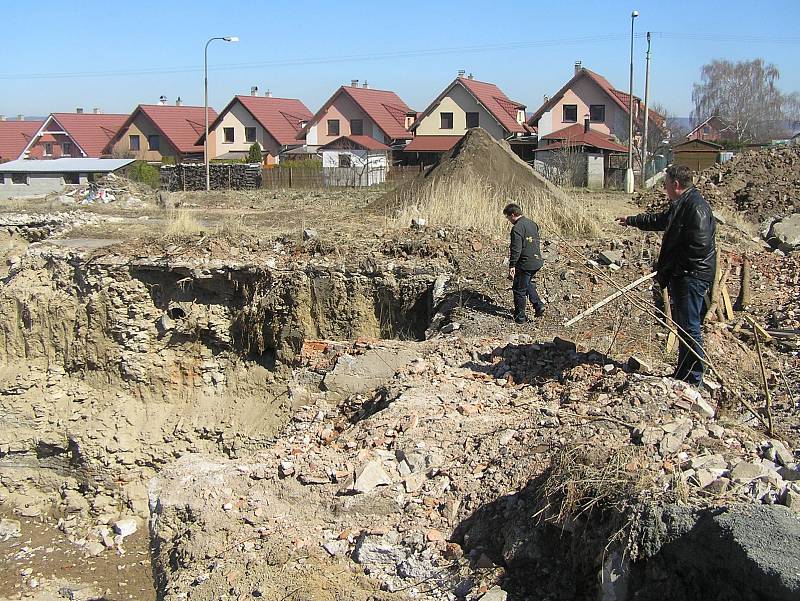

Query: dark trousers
left=669, top=276, right=710, bottom=385
left=512, top=268, right=543, bottom=321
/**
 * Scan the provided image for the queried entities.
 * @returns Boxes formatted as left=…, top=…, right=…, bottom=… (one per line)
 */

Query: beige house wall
left=110, top=113, right=180, bottom=161
left=414, top=84, right=506, bottom=139
left=312, top=92, right=383, bottom=146
left=539, top=77, right=628, bottom=140
left=212, top=101, right=281, bottom=160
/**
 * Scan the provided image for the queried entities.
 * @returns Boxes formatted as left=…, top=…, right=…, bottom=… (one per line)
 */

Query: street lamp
left=205, top=35, right=239, bottom=192
left=625, top=10, right=639, bottom=194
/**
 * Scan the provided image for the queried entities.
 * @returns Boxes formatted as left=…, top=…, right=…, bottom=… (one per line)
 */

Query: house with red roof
left=105, top=101, right=217, bottom=162
left=405, top=74, right=531, bottom=158
left=528, top=62, right=665, bottom=147
left=22, top=111, right=127, bottom=160
left=296, top=82, right=414, bottom=150
left=199, top=92, right=312, bottom=164
left=0, top=118, right=43, bottom=162
left=686, top=115, right=736, bottom=143
left=319, top=135, right=391, bottom=187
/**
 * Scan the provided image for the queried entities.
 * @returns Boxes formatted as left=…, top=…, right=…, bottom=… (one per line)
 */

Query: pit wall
left=0, top=248, right=436, bottom=520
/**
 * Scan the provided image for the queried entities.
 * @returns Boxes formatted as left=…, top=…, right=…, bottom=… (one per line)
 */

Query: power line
left=2, top=32, right=799, bottom=81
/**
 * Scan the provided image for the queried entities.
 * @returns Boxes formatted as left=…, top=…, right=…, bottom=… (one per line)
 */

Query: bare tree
left=691, top=59, right=794, bottom=143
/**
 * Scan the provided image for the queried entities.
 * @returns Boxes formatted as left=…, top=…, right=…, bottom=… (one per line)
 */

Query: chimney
left=0, top=115, right=5, bottom=121
left=175, top=96, right=182, bottom=106
left=93, top=107, right=101, bottom=114
left=458, top=69, right=466, bottom=77
left=362, top=80, right=369, bottom=89
left=250, top=86, right=259, bottom=96
left=574, top=60, right=582, bottom=75
left=265, top=89, right=272, bottom=98
left=17, top=114, right=24, bottom=121
left=350, top=79, right=359, bottom=87
left=76, top=108, right=84, bottom=114
left=467, top=73, right=474, bottom=80
left=543, top=95, right=549, bottom=103
left=159, top=95, right=167, bottom=105
left=584, top=116, right=590, bottom=134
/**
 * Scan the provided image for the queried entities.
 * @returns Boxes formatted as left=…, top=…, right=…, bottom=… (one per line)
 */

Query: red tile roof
left=528, top=68, right=665, bottom=130
left=111, top=105, right=217, bottom=155
left=320, top=135, right=390, bottom=151
left=410, top=77, right=527, bottom=136
left=298, top=86, right=413, bottom=142
left=456, top=77, right=527, bottom=134
left=203, top=96, right=312, bottom=146
left=541, top=123, right=628, bottom=152
left=404, top=135, right=463, bottom=152
left=0, top=120, right=42, bottom=161
left=48, top=113, right=128, bottom=157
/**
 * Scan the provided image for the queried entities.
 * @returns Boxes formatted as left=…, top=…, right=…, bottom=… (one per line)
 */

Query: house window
left=11, top=173, right=28, bottom=184
left=440, top=112, right=454, bottom=129
left=338, top=153, right=351, bottom=168
left=63, top=173, right=80, bottom=184
left=129, top=135, right=140, bottom=151
left=350, top=119, right=364, bottom=136
left=148, top=135, right=160, bottom=151
left=44, top=143, right=53, bottom=156
left=563, top=105, right=578, bottom=122
left=62, top=142, right=73, bottom=156
left=223, top=127, right=235, bottom=143
left=327, top=119, right=340, bottom=136
left=702, top=126, right=710, bottom=134
left=589, top=104, right=605, bottom=123
left=466, top=112, right=479, bottom=128
left=245, top=127, right=256, bottom=143
left=0, top=174, right=4, bottom=184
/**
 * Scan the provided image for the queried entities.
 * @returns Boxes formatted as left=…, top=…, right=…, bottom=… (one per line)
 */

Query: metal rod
left=626, top=10, right=638, bottom=193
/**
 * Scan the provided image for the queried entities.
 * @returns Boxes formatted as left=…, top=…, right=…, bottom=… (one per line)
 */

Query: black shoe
left=514, top=317, right=528, bottom=324
left=534, top=306, right=545, bottom=318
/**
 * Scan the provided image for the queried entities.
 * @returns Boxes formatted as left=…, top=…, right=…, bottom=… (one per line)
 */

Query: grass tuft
left=164, top=209, right=203, bottom=237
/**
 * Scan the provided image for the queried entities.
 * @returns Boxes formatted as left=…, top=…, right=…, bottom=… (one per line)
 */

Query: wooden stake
left=721, top=285, right=735, bottom=320
left=735, top=257, right=752, bottom=310
left=564, top=272, right=657, bottom=327
left=744, top=315, right=773, bottom=343
left=662, top=287, right=677, bottom=352
left=752, top=320, right=774, bottom=436
left=707, top=253, right=723, bottom=323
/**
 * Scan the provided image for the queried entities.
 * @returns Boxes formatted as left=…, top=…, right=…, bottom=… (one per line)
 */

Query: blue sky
left=2, top=0, right=799, bottom=118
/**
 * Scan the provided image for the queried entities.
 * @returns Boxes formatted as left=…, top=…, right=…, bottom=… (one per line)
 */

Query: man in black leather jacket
left=504, top=203, right=545, bottom=323
left=617, top=165, right=716, bottom=385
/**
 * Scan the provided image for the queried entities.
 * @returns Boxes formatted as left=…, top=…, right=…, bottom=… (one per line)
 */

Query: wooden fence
left=260, top=164, right=424, bottom=190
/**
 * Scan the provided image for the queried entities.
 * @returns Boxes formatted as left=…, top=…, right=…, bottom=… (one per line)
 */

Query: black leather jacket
left=626, top=187, right=716, bottom=285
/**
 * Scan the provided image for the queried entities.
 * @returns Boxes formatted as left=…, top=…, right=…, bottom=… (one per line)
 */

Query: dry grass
left=164, top=209, right=204, bottom=237
left=539, top=443, right=651, bottom=525
left=392, top=172, right=608, bottom=240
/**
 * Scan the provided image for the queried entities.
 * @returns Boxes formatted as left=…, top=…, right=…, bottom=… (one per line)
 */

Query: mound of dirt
left=635, top=144, right=800, bottom=222
left=371, top=127, right=563, bottom=212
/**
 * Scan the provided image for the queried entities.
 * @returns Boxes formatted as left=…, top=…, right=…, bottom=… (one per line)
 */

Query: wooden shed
left=672, top=139, right=722, bottom=172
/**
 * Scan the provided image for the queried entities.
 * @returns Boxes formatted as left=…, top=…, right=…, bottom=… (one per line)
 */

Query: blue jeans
left=669, top=276, right=710, bottom=385
left=512, top=268, right=543, bottom=321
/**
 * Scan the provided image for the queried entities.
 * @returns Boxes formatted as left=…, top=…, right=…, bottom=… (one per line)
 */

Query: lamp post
left=625, top=10, right=639, bottom=194
left=641, top=31, right=652, bottom=188
left=205, top=35, right=239, bottom=192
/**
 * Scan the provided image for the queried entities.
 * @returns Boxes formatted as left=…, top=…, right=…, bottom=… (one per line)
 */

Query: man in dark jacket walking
left=617, top=164, right=717, bottom=385
left=503, top=203, right=545, bottom=323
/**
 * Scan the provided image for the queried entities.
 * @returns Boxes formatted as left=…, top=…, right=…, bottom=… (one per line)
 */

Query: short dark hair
left=503, top=203, right=523, bottom=217
left=665, top=164, right=693, bottom=188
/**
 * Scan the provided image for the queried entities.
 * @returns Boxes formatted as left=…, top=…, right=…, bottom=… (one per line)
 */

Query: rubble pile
left=0, top=210, right=104, bottom=242
left=636, top=144, right=800, bottom=222
left=150, top=334, right=800, bottom=600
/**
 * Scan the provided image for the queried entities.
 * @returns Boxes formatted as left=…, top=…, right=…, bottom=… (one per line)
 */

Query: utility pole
left=625, top=10, right=639, bottom=194
left=641, top=31, right=652, bottom=188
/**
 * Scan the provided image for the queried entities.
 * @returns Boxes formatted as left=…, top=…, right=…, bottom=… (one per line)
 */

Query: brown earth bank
left=0, top=182, right=797, bottom=600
